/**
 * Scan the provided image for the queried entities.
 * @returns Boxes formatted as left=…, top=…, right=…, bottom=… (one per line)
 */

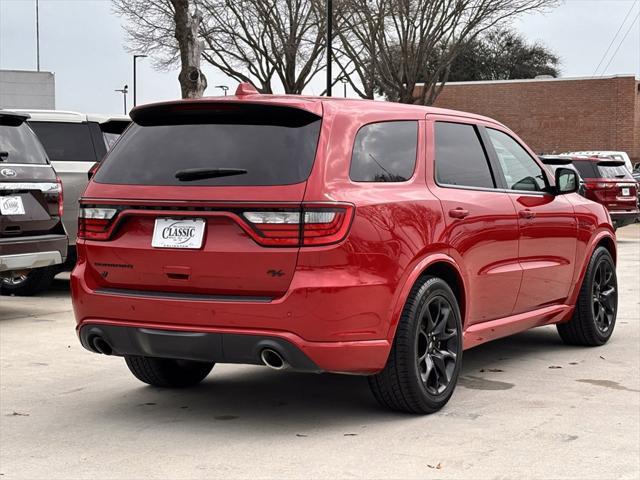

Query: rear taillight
left=242, top=204, right=354, bottom=247
left=584, top=182, right=615, bottom=190
left=78, top=207, right=118, bottom=240
left=56, top=175, right=64, bottom=218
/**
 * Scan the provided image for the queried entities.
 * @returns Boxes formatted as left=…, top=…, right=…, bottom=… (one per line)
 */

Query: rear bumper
left=72, top=260, right=392, bottom=374
left=609, top=210, right=639, bottom=228
left=79, top=324, right=322, bottom=371
left=0, top=234, right=67, bottom=272
left=77, top=322, right=389, bottom=374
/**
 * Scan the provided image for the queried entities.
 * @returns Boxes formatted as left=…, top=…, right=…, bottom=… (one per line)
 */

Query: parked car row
left=0, top=109, right=129, bottom=295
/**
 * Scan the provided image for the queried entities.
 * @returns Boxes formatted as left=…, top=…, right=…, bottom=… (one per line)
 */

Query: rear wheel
left=368, top=276, right=463, bottom=414
left=0, top=267, right=56, bottom=296
left=557, top=247, right=617, bottom=346
left=125, top=356, right=214, bottom=388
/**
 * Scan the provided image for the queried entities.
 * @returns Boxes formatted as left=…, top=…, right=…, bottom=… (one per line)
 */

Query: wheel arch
left=566, top=230, right=617, bottom=308
left=386, top=254, right=467, bottom=342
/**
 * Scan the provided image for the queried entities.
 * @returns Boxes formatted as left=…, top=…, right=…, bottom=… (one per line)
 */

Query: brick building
left=424, top=75, right=640, bottom=163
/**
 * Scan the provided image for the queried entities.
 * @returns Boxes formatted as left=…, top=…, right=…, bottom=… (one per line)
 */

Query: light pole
left=115, top=85, right=129, bottom=114
left=339, top=76, right=348, bottom=97
left=215, top=85, right=229, bottom=96
left=326, top=0, right=333, bottom=96
left=35, top=0, right=40, bottom=71
left=133, top=54, right=147, bottom=107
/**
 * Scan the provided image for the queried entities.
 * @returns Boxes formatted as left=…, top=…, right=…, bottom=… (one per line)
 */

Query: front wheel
left=368, top=276, right=463, bottom=414
left=557, top=246, right=617, bottom=346
left=125, top=356, right=214, bottom=388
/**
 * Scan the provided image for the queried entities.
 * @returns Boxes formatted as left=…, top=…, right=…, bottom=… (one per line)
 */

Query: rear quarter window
left=28, top=122, right=98, bottom=162
left=349, top=121, right=418, bottom=182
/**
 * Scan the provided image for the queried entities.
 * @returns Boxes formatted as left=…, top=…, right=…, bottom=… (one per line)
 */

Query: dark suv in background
left=15, top=110, right=130, bottom=264
left=0, top=110, right=67, bottom=295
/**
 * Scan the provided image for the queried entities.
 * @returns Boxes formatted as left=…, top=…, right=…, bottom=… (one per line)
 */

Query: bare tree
left=114, top=0, right=327, bottom=95
left=335, top=0, right=560, bottom=104
left=113, top=0, right=207, bottom=98
left=171, top=0, right=207, bottom=97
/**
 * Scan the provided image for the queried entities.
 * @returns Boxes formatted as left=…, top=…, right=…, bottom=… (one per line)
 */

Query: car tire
left=368, top=276, right=463, bottom=414
left=125, top=356, right=214, bottom=388
left=0, top=266, right=56, bottom=296
left=557, top=247, right=617, bottom=346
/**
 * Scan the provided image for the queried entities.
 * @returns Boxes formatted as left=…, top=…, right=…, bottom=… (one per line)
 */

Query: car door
left=427, top=119, right=521, bottom=325
left=28, top=121, right=102, bottom=245
left=484, top=127, right=578, bottom=313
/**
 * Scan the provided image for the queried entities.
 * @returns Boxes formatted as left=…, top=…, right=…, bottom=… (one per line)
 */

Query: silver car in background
left=15, top=110, right=130, bottom=262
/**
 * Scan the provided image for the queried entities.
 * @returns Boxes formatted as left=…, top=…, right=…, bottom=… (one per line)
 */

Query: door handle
left=519, top=209, right=536, bottom=219
left=449, top=208, right=470, bottom=219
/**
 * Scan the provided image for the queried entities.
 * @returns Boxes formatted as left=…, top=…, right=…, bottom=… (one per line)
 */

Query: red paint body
left=71, top=94, right=615, bottom=374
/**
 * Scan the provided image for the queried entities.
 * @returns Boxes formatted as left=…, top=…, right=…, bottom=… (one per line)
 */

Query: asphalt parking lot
left=1, top=225, right=639, bottom=480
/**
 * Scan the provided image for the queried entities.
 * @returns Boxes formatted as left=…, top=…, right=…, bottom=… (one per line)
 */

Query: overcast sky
left=1, top=0, right=639, bottom=114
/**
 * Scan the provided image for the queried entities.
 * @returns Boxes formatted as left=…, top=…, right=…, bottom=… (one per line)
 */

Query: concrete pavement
left=1, top=225, right=639, bottom=479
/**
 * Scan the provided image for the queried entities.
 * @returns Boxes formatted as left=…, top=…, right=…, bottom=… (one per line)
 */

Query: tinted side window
left=350, top=121, right=417, bottom=182
left=572, top=160, right=597, bottom=178
left=435, top=122, right=494, bottom=188
left=487, top=129, right=546, bottom=192
left=28, top=122, right=98, bottom=162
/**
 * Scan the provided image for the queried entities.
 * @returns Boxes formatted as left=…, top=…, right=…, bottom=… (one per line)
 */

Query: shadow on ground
left=91, top=327, right=568, bottom=432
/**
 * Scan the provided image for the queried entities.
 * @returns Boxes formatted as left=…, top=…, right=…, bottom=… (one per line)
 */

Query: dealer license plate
left=0, top=196, right=25, bottom=215
left=151, top=218, right=205, bottom=249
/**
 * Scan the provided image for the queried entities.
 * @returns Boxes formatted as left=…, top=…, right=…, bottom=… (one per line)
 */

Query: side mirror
left=555, top=167, right=579, bottom=195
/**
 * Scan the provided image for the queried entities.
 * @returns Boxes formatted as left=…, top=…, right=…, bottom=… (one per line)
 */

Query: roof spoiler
left=539, top=155, right=572, bottom=165
left=0, top=110, right=30, bottom=126
left=597, top=160, right=626, bottom=167
left=130, top=101, right=320, bottom=127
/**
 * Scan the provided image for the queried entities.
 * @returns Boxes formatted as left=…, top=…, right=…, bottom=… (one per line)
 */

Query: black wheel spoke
left=415, top=294, right=460, bottom=396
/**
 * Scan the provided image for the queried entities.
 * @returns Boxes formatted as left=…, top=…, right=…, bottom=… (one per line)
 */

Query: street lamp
left=133, top=54, right=147, bottom=107
left=215, top=85, right=229, bottom=96
left=35, top=0, right=40, bottom=71
left=326, top=0, right=333, bottom=96
left=339, top=76, right=348, bottom=98
left=115, top=85, right=129, bottom=114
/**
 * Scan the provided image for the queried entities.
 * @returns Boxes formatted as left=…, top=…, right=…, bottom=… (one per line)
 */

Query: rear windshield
left=0, top=123, right=49, bottom=164
left=596, top=164, right=632, bottom=179
left=94, top=105, right=322, bottom=186
left=29, top=122, right=98, bottom=162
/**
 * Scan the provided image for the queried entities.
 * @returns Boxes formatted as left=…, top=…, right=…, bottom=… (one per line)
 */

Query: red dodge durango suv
left=72, top=84, right=618, bottom=414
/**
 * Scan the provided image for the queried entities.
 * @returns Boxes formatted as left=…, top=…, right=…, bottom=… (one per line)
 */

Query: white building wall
left=0, top=70, right=55, bottom=109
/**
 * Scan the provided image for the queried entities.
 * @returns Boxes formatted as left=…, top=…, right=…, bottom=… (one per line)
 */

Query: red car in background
left=71, top=85, right=618, bottom=414
left=564, top=156, right=638, bottom=228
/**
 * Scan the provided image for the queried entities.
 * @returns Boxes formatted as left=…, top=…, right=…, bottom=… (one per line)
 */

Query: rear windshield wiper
left=0, top=151, right=9, bottom=161
left=174, top=167, right=248, bottom=181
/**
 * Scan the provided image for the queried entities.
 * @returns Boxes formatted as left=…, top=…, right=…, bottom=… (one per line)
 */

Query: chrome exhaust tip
left=260, top=348, right=286, bottom=370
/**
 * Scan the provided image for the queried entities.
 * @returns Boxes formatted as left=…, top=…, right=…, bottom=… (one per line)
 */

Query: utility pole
left=340, top=76, right=348, bottom=97
left=133, top=54, right=147, bottom=107
left=115, top=85, right=129, bottom=114
left=326, top=0, right=333, bottom=96
left=35, top=0, right=40, bottom=71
